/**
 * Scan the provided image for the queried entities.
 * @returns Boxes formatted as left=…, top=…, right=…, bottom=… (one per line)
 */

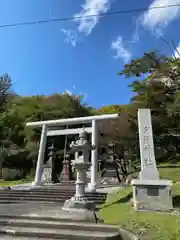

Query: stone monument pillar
left=62, top=130, right=95, bottom=212
left=138, top=109, right=159, bottom=180
left=131, top=109, right=173, bottom=211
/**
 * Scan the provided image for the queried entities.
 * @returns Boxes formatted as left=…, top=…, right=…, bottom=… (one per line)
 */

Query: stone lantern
left=62, top=130, right=96, bottom=211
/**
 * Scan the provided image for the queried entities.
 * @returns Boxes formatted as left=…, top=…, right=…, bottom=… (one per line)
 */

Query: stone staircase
left=0, top=183, right=107, bottom=205
left=0, top=214, right=122, bottom=239
left=0, top=183, right=131, bottom=239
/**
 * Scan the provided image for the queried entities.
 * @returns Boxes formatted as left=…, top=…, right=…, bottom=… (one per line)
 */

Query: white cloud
left=72, top=85, right=77, bottom=90
left=61, top=29, right=78, bottom=47
left=83, top=92, right=88, bottom=100
left=141, top=0, right=180, bottom=36
left=62, top=87, right=88, bottom=101
left=62, top=0, right=112, bottom=45
left=174, top=42, right=180, bottom=58
left=111, top=36, right=131, bottom=63
left=63, top=90, right=73, bottom=95
left=74, top=0, right=111, bottom=35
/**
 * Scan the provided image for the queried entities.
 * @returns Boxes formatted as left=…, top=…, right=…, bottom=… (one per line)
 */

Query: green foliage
left=0, top=86, right=93, bottom=175
left=118, top=51, right=169, bottom=78
left=97, top=105, right=122, bottom=114
left=0, top=74, right=13, bottom=112
left=117, top=51, right=180, bottom=164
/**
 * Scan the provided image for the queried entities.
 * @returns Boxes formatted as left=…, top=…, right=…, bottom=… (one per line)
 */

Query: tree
left=0, top=74, right=13, bottom=112
left=0, top=92, right=93, bottom=174
left=97, top=105, right=122, bottom=115
left=118, top=51, right=180, bottom=163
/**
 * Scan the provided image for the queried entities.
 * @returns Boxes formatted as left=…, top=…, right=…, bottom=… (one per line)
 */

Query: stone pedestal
left=62, top=160, right=95, bottom=213
left=131, top=179, right=173, bottom=211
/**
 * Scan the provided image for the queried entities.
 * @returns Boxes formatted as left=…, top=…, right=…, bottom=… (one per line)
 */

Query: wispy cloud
left=72, top=85, right=77, bottom=90
left=80, top=92, right=88, bottom=101
left=62, top=0, right=112, bottom=45
left=63, top=90, right=73, bottom=95
left=62, top=87, right=88, bottom=101
left=174, top=42, right=180, bottom=58
left=74, top=0, right=111, bottom=35
left=111, top=36, right=131, bottom=63
left=61, top=29, right=78, bottom=47
left=140, top=0, right=180, bottom=36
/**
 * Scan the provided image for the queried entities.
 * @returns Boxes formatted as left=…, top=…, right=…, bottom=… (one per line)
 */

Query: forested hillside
left=0, top=51, right=180, bottom=177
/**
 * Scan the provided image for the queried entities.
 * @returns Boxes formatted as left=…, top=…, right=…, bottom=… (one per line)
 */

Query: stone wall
left=1, top=168, right=22, bottom=180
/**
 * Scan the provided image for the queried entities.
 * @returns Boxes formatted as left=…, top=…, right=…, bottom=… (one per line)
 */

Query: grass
left=0, top=170, right=35, bottom=187
left=0, top=179, right=29, bottom=187
left=0, top=178, right=32, bottom=187
left=159, top=165, right=180, bottom=183
left=99, top=164, right=180, bottom=240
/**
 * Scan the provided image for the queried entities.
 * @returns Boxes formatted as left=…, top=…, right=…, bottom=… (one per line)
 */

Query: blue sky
left=0, top=0, right=180, bottom=108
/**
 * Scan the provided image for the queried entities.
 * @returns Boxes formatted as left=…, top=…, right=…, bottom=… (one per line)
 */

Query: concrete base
left=62, top=195, right=97, bottom=222
left=31, top=181, right=41, bottom=187
left=63, top=196, right=95, bottom=211
left=131, top=179, right=173, bottom=211
left=61, top=207, right=99, bottom=222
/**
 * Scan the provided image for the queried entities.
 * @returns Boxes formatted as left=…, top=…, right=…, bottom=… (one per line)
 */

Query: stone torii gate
left=26, top=113, right=119, bottom=191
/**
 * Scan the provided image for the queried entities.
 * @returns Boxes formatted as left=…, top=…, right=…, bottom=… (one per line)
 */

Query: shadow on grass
left=99, top=192, right=133, bottom=210
left=173, top=195, right=180, bottom=208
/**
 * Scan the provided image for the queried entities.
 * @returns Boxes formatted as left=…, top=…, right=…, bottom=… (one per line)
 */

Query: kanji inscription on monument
left=138, top=109, right=159, bottom=180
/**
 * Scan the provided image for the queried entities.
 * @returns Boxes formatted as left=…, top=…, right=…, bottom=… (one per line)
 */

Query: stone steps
left=0, top=192, right=72, bottom=197
left=0, top=217, right=117, bottom=232
left=0, top=227, right=120, bottom=240
left=0, top=199, right=105, bottom=206
left=0, top=191, right=75, bottom=196
left=0, top=236, right=60, bottom=239
left=0, top=195, right=106, bottom=204
left=0, top=197, right=106, bottom=202
left=0, top=192, right=106, bottom=198
left=0, top=216, right=120, bottom=240
left=0, top=185, right=107, bottom=205
left=0, top=190, right=106, bottom=196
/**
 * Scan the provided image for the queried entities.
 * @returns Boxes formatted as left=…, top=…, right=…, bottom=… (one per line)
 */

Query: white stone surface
left=132, top=108, right=173, bottom=211
left=88, top=119, right=98, bottom=192
left=26, top=114, right=119, bottom=127
left=47, top=127, right=92, bottom=136
left=138, top=109, right=159, bottom=180
left=33, top=124, right=48, bottom=186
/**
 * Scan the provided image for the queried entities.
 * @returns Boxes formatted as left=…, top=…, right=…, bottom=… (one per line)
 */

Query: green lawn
left=99, top=165, right=180, bottom=240
left=0, top=179, right=31, bottom=187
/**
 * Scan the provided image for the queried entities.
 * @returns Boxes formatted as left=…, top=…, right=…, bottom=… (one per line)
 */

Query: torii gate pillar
left=88, top=119, right=98, bottom=192
left=32, top=124, right=47, bottom=186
